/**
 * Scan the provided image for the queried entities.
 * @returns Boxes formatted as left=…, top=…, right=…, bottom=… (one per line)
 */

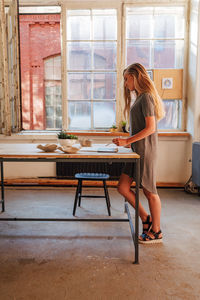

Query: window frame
left=122, top=2, right=188, bottom=132
left=15, top=1, right=189, bottom=133
left=61, top=1, right=123, bottom=131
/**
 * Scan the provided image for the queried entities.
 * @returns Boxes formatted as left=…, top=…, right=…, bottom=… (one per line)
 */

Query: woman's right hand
left=112, top=138, right=128, bottom=147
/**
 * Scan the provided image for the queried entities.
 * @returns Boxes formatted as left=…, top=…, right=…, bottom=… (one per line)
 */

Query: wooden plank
left=2, top=178, right=184, bottom=188
left=56, top=131, right=190, bottom=137
left=1, top=0, right=11, bottom=135
left=0, top=143, right=140, bottom=158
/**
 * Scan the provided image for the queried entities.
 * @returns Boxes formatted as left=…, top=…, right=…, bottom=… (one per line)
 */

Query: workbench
left=0, top=143, right=140, bottom=263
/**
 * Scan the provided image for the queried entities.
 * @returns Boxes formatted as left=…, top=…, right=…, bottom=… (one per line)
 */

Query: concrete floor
left=0, top=187, right=200, bottom=300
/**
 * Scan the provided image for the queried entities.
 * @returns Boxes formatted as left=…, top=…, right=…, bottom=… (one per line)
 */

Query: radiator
left=192, top=142, right=200, bottom=186
left=56, top=162, right=124, bottom=180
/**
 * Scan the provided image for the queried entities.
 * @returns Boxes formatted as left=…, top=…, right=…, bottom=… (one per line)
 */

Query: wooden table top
left=0, top=143, right=140, bottom=159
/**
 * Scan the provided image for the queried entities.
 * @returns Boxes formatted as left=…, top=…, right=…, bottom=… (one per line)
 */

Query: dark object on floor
left=184, top=176, right=199, bottom=194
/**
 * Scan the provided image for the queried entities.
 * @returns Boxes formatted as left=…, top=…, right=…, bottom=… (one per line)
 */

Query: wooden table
left=0, top=143, right=140, bottom=263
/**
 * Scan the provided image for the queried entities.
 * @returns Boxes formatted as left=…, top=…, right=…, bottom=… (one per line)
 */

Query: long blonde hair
left=123, top=63, right=165, bottom=121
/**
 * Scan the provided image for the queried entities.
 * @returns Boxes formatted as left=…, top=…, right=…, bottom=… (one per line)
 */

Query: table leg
left=134, top=158, right=140, bottom=264
left=0, top=160, right=5, bottom=212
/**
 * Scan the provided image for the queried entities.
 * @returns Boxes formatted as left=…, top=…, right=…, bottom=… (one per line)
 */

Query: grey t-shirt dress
left=123, top=93, right=158, bottom=194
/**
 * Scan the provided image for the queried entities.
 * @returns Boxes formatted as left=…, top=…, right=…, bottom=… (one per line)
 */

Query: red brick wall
left=20, top=14, right=61, bottom=130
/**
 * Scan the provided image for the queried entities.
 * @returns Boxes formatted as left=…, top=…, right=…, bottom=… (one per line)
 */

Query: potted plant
left=121, top=121, right=128, bottom=133
left=109, top=124, right=118, bottom=132
left=57, top=130, right=78, bottom=147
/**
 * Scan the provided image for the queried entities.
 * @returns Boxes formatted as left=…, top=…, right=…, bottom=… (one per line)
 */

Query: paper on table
left=97, top=147, right=118, bottom=153
left=79, top=146, right=118, bottom=153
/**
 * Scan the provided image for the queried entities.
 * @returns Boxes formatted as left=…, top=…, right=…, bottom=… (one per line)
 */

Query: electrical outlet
left=162, top=77, right=173, bottom=89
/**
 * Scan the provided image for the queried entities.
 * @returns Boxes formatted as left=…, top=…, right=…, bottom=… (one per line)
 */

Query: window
left=16, top=4, right=187, bottom=133
left=66, top=9, right=117, bottom=130
left=44, top=56, right=62, bottom=129
left=19, top=8, right=61, bottom=130
left=125, top=6, right=185, bottom=69
left=125, top=6, right=185, bottom=130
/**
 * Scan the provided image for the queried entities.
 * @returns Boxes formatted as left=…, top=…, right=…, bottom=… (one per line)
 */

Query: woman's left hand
left=112, top=138, right=128, bottom=147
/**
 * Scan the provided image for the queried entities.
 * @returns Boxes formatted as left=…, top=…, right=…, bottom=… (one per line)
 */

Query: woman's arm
left=112, top=116, right=156, bottom=147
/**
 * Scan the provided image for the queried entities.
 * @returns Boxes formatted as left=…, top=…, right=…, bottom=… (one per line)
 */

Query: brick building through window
left=19, top=14, right=61, bottom=130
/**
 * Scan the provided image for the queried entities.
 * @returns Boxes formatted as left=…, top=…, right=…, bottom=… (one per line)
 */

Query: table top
left=0, top=143, right=140, bottom=159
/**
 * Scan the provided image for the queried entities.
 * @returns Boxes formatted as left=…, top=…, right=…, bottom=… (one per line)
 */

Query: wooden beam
left=0, top=0, right=11, bottom=135
left=2, top=178, right=185, bottom=188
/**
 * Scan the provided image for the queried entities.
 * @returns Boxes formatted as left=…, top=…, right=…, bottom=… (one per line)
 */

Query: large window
left=66, top=9, right=117, bottom=130
left=125, top=6, right=185, bottom=130
left=17, top=4, right=187, bottom=132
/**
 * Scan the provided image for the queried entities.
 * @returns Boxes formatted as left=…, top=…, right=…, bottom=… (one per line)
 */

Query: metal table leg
left=134, top=157, right=140, bottom=264
left=0, top=160, right=5, bottom=212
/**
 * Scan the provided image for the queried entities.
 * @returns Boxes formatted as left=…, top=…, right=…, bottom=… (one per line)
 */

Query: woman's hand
left=112, top=138, right=128, bottom=147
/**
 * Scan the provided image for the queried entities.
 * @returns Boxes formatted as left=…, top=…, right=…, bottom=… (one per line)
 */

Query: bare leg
left=141, top=187, right=162, bottom=239
left=118, top=173, right=148, bottom=222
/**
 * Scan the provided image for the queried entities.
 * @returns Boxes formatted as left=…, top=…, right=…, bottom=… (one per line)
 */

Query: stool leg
left=73, top=179, right=81, bottom=216
left=78, top=179, right=82, bottom=206
left=103, top=180, right=111, bottom=216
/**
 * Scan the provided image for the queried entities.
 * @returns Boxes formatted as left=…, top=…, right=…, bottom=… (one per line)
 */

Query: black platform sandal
left=139, top=228, right=163, bottom=244
left=142, top=215, right=152, bottom=234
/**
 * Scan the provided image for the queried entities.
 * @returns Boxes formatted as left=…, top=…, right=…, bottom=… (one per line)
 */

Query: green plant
left=111, top=124, right=117, bottom=129
left=57, top=130, right=78, bottom=139
left=121, top=121, right=127, bottom=127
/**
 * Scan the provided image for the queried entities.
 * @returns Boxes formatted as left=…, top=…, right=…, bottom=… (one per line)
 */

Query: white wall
left=187, top=0, right=200, bottom=141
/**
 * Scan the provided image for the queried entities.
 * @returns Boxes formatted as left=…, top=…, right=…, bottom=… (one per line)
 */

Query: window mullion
left=61, top=3, right=68, bottom=130
left=91, top=9, right=94, bottom=130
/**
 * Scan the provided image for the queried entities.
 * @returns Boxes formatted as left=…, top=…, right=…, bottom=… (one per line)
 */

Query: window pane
left=67, top=13, right=90, bottom=40
left=154, top=40, right=184, bottom=68
left=154, top=7, right=185, bottom=38
left=93, top=42, right=117, bottom=70
left=68, top=73, right=91, bottom=100
left=53, top=56, right=62, bottom=80
left=93, top=73, right=116, bottom=99
left=66, top=9, right=117, bottom=130
left=126, top=14, right=153, bottom=39
left=45, top=82, right=62, bottom=129
left=68, top=101, right=91, bottom=129
left=93, top=102, right=116, bottom=128
left=93, top=15, right=117, bottom=40
left=44, top=56, right=61, bottom=80
left=46, top=117, right=54, bottom=128
left=126, top=6, right=184, bottom=39
left=67, top=42, right=91, bottom=70
left=126, top=40, right=151, bottom=68
left=158, top=100, right=182, bottom=129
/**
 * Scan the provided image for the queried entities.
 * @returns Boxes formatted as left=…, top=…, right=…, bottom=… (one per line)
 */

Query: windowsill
left=0, top=130, right=191, bottom=143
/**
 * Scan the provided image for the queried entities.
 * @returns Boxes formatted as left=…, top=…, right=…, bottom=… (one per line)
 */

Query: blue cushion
left=75, top=173, right=109, bottom=180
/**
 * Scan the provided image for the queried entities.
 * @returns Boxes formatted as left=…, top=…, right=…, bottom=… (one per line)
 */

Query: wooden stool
left=73, top=173, right=111, bottom=216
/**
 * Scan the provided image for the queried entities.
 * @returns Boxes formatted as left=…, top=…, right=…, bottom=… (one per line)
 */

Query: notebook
left=97, top=147, right=118, bottom=153
left=79, top=147, right=118, bottom=153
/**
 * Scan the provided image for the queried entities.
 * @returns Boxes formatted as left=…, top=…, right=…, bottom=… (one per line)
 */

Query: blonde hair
left=123, top=63, right=165, bottom=121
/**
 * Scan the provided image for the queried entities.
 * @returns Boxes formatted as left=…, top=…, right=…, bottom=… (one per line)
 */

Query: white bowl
left=58, top=139, right=77, bottom=147
left=79, top=138, right=92, bottom=147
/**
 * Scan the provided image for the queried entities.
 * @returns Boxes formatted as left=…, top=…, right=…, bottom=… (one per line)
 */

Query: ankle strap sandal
left=139, top=228, right=163, bottom=244
left=142, top=215, right=152, bottom=234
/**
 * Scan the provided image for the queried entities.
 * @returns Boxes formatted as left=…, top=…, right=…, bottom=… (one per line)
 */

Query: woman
left=112, top=63, right=165, bottom=244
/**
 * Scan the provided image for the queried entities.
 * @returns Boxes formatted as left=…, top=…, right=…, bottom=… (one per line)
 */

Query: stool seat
left=73, top=172, right=111, bottom=216
left=75, top=173, right=110, bottom=180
